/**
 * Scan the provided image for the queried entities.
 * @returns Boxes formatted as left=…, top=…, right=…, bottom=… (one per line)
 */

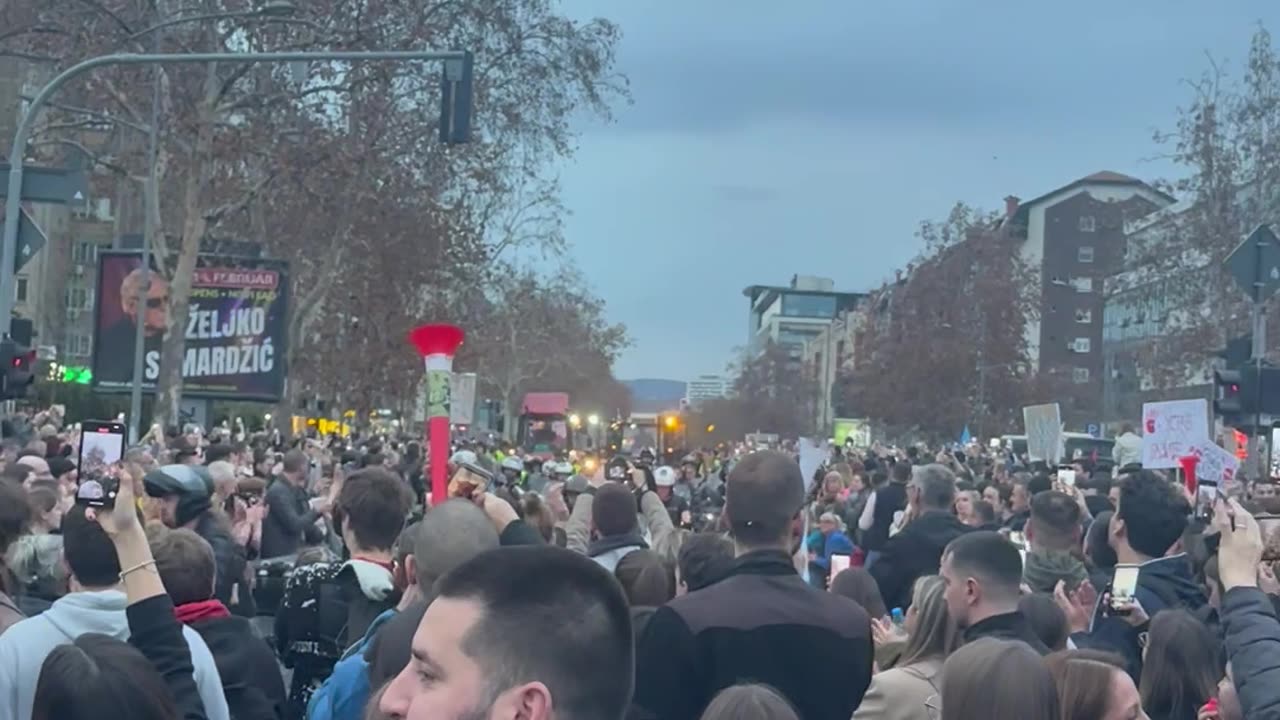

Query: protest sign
left=1022, top=403, right=1062, bottom=462
left=1141, top=399, right=1210, bottom=469
left=1189, top=440, right=1240, bottom=487
left=92, top=251, right=289, bottom=401
left=798, top=437, right=828, bottom=494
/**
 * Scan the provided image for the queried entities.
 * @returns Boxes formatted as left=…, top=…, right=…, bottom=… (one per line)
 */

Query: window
left=1075, top=309, right=1092, bottom=324
left=1073, top=368, right=1090, bottom=384
left=15, top=278, right=27, bottom=303
left=65, top=287, right=89, bottom=310
left=1079, top=215, right=1096, bottom=232
left=63, top=332, right=91, bottom=358
left=93, top=198, right=113, bottom=221
left=780, top=294, right=837, bottom=318
left=1072, top=277, right=1093, bottom=293
left=1078, top=246, right=1095, bottom=263
left=71, top=241, right=98, bottom=265
left=1072, top=337, right=1092, bottom=353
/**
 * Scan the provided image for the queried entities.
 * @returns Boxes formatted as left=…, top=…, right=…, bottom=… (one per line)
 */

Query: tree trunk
left=152, top=84, right=216, bottom=429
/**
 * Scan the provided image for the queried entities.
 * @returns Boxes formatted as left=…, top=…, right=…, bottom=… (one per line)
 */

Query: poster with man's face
left=92, top=252, right=290, bottom=400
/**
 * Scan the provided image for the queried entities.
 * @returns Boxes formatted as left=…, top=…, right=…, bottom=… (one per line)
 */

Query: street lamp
left=569, top=413, right=582, bottom=428
left=587, top=413, right=600, bottom=426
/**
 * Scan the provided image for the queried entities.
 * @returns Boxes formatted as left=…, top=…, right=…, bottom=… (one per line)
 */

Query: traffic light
left=0, top=338, right=35, bottom=400
left=1215, top=368, right=1245, bottom=417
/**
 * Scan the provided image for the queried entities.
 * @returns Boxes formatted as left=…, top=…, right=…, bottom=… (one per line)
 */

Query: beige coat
left=852, top=657, right=943, bottom=720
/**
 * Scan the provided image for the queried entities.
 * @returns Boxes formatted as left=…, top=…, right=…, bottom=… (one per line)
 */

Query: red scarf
left=352, top=556, right=396, bottom=574
left=174, top=599, right=231, bottom=625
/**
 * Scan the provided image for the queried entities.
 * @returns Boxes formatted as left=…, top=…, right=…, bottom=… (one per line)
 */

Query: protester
left=151, top=526, right=285, bottom=720
left=859, top=461, right=910, bottom=568
left=1003, top=476, right=1034, bottom=532
left=939, top=638, right=1061, bottom=720
left=870, top=464, right=972, bottom=610
left=675, top=531, right=734, bottom=595
left=632, top=450, right=874, bottom=720
left=941, top=530, right=1050, bottom=653
left=261, top=450, right=331, bottom=558
left=1019, top=592, right=1071, bottom=652
left=143, top=464, right=252, bottom=615
left=0, top=497, right=231, bottom=720
left=807, top=511, right=855, bottom=588
left=1023, top=490, right=1088, bottom=594
left=275, top=467, right=411, bottom=719
left=1045, top=649, right=1146, bottom=720
left=0, top=480, right=28, bottom=635
left=1139, top=609, right=1221, bottom=720
left=831, top=566, right=889, bottom=620
left=854, top=575, right=955, bottom=720
left=699, top=684, right=800, bottom=720
left=614, top=548, right=675, bottom=641
left=378, top=545, right=634, bottom=720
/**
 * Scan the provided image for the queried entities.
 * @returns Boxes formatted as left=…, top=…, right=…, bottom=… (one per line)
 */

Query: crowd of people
left=0, top=407, right=1278, bottom=719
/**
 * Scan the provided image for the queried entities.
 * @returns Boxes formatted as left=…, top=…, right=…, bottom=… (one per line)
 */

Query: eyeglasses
left=146, top=297, right=168, bottom=309
left=925, top=693, right=941, bottom=720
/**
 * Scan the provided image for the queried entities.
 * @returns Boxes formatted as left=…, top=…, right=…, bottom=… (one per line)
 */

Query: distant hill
left=623, top=378, right=688, bottom=415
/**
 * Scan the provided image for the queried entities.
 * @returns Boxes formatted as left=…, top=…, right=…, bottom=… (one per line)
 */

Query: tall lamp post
left=1, top=47, right=473, bottom=439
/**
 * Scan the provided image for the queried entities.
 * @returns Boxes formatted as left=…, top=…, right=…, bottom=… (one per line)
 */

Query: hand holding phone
left=449, top=462, right=492, bottom=499
left=1109, top=564, right=1141, bottom=615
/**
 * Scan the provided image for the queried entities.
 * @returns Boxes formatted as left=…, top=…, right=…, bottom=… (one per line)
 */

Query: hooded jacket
left=0, top=589, right=230, bottom=720
left=587, top=532, right=648, bottom=573
left=1220, top=586, right=1280, bottom=720
left=1080, top=554, right=1207, bottom=677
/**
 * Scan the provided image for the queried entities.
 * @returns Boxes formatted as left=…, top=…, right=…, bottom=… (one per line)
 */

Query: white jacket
left=0, top=589, right=230, bottom=720
left=1113, top=431, right=1143, bottom=468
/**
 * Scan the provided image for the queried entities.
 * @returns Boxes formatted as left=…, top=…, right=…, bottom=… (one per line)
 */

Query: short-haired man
left=588, top=482, right=649, bottom=571
left=676, top=531, right=734, bottom=595
left=633, top=450, right=873, bottom=719
left=941, top=530, right=1049, bottom=654
left=0, top=505, right=231, bottom=720
left=152, top=527, right=285, bottom=719
left=1084, top=470, right=1205, bottom=674
left=379, top=545, right=634, bottom=720
left=276, top=467, right=412, bottom=718
left=869, top=463, right=973, bottom=610
left=1022, top=490, right=1088, bottom=593
left=565, top=464, right=679, bottom=566
left=261, top=448, right=329, bottom=558
left=1003, top=475, right=1037, bottom=531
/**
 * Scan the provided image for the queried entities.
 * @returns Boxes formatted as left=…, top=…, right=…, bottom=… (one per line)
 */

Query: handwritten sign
left=1022, top=403, right=1062, bottom=462
left=1189, top=440, right=1240, bottom=488
left=1141, top=399, right=1210, bottom=469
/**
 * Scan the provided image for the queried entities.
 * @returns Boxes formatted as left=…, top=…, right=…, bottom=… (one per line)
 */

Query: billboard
left=92, top=251, right=289, bottom=401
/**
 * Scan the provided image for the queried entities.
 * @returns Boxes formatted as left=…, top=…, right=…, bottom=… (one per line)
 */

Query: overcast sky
left=553, top=1, right=1277, bottom=382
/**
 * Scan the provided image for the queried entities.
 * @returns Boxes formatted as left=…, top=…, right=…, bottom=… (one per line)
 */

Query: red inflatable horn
left=408, top=324, right=465, bottom=506
left=1179, top=454, right=1200, bottom=497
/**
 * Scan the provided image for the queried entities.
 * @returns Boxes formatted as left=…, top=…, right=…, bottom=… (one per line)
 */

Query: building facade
left=1007, top=172, right=1174, bottom=428
left=801, top=309, right=860, bottom=433
left=743, top=275, right=863, bottom=360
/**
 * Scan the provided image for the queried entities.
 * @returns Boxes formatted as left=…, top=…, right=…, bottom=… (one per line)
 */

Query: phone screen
left=79, top=420, right=126, bottom=476
left=1258, top=514, right=1280, bottom=562
left=1111, top=564, right=1140, bottom=607
left=448, top=463, right=492, bottom=499
left=1195, top=481, right=1219, bottom=522
left=1058, top=469, right=1076, bottom=487
left=830, top=553, right=851, bottom=577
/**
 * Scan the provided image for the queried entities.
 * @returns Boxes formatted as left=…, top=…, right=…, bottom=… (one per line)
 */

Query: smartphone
left=448, top=462, right=492, bottom=499
left=1058, top=468, right=1076, bottom=487
left=78, top=420, right=126, bottom=477
left=1257, top=514, right=1280, bottom=562
left=830, top=553, right=851, bottom=577
left=1195, top=481, right=1220, bottom=523
left=1110, top=564, right=1141, bottom=613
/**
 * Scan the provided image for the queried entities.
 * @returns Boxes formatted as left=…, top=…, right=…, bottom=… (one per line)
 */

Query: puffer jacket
left=1221, top=586, right=1280, bottom=720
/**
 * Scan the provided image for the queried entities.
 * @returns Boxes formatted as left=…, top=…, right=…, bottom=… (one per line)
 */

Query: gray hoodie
left=0, top=589, right=230, bottom=720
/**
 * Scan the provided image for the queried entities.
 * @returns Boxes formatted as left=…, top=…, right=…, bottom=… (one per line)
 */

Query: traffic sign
left=1225, top=224, right=1280, bottom=301
left=0, top=206, right=48, bottom=274
left=0, top=163, right=88, bottom=207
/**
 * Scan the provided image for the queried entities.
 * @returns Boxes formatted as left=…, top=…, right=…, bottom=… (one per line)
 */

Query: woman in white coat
left=853, top=575, right=957, bottom=720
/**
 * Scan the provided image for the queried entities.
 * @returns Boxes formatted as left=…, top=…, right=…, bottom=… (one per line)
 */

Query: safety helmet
left=552, top=461, right=574, bottom=477
left=654, top=466, right=676, bottom=488
left=450, top=450, right=478, bottom=466
left=681, top=454, right=698, bottom=467
left=564, top=474, right=590, bottom=494
left=143, top=464, right=214, bottom=526
left=638, top=447, right=656, bottom=462
left=500, top=456, right=524, bottom=473
left=542, top=460, right=556, bottom=475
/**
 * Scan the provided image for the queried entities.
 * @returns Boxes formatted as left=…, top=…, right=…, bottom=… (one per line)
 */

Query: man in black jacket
left=152, top=526, right=286, bottom=719
left=632, top=450, right=873, bottom=720
left=261, top=450, right=329, bottom=559
left=869, top=463, right=972, bottom=611
left=941, top=530, right=1050, bottom=654
left=858, top=461, right=909, bottom=568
